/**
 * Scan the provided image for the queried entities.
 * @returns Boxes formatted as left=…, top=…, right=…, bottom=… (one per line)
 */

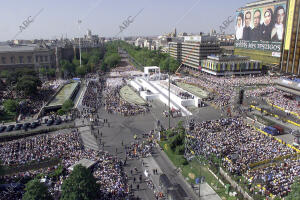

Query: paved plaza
left=89, top=86, right=221, bottom=200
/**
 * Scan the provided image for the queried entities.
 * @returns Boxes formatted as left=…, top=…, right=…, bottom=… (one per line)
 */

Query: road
left=92, top=90, right=221, bottom=199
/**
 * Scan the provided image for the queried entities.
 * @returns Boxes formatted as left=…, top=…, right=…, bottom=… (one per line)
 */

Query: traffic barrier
left=267, top=101, right=300, bottom=119
left=251, top=105, right=300, bottom=131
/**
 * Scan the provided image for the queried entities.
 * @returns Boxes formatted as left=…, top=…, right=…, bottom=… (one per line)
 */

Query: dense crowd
left=93, top=152, right=128, bottom=199
left=186, top=117, right=298, bottom=197
left=104, top=84, right=149, bottom=116
left=246, top=86, right=300, bottom=115
left=188, top=118, right=295, bottom=173
left=0, top=130, right=129, bottom=200
left=245, top=158, right=300, bottom=198
left=126, top=131, right=155, bottom=160
left=109, top=65, right=143, bottom=78
left=82, top=80, right=104, bottom=110
left=180, top=77, right=236, bottom=108
left=0, top=130, right=94, bottom=166
left=0, top=80, right=64, bottom=120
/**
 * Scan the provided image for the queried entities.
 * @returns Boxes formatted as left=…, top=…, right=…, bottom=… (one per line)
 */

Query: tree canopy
left=3, top=99, right=18, bottom=114
left=114, top=40, right=179, bottom=73
left=61, top=165, right=100, bottom=200
left=22, top=179, right=53, bottom=200
left=286, top=180, right=300, bottom=200
left=16, top=75, right=42, bottom=96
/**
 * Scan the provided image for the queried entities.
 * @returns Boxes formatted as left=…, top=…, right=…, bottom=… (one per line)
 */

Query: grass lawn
left=120, top=85, right=146, bottom=105
left=159, top=141, right=238, bottom=200
left=176, top=82, right=209, bottom=99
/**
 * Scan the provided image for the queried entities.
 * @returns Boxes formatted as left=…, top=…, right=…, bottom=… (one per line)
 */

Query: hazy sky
left=0, top=0, right=251, bottom=40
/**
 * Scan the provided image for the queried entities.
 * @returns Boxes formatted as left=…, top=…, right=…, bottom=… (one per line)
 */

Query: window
left=10, top=57, right=15, bottom=64
left=19, top=56, right=23, bottom=63
left=1, top=57, right=6, bottom=64
left=45, top=56, right=48, bottom=62
left=36, top=56, right=39, bottom=62
left=27, top=56, right=32, bottom=63
left=40, top=56, right=43, bottom=62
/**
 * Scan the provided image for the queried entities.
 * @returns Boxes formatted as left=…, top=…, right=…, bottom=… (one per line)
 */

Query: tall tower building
left=280, top=0, right=300, bottom=75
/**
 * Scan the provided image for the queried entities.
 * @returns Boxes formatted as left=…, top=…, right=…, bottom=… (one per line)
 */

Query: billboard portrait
left=272, top=4, right=286, bottom=41
left=235, top=3, right=286, bottom=56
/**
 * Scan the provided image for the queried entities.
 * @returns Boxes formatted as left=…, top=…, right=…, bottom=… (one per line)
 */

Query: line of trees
left=1, top=69, right=42, bottom=97
left=22, top=165, right=100, bottom=200
left=116, top=40, right=179, bottom=73
left=100, top=42, right=121, bottom=72
left=60, top=48, right=105, bottom=78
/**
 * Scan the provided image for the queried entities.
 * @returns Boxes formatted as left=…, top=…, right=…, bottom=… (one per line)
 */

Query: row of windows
left=0, top=55, right=50, bottom=64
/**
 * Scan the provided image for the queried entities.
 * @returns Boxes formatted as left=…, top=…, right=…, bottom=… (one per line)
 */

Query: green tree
left=0, top=70, right=10, bottom=78
left=72, top=59, right=80, bottom=67
left=104, top=53, right=121, bottom=68
left=61, top=165, right=100, bottom=200
left=16, top=75, right=42, bottom=96
left=48, top=68, right=56, bottom=77
left=76, top=65, right=88, bottom=76
left=61, top=60, right=76, bottom=77
left=62, top=99, right=74, bottom=111
left=23, top=179, right=53, bottom=200
left=286, top=180, right=300, bottom=200
left=88, top=55, right=99, bottom=71
left=3, top=99, right=18, bottom=114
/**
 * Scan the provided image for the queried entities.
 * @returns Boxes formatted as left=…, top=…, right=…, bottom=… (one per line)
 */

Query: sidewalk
left=141, top=146, right=221, bottom=200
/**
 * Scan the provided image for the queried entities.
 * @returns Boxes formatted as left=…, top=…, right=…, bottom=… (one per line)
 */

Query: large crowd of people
left=104, top=82, right=149, bottom=116
left=0, top=130, right=94, bottom=166
left=245, top=158, right=300, bottom=198
left=186, top=117, right=298, bottom=197
left=245, top=86, right=300, bottom=115
left=0, top=129, right=129, bottom=200
left=82, top=80, right=104, bottom=110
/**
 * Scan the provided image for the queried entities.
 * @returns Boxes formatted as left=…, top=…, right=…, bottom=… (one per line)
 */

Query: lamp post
left=78, top=20, right=82, bottom=67
left=168, top=70, right=171, bottom=130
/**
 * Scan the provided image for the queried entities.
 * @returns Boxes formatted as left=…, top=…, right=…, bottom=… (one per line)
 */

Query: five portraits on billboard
left=235, top=3, right=286, bottom=56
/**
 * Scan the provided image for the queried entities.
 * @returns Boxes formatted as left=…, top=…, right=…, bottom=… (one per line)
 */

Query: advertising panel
left=235, top=3, right=286, bottom=56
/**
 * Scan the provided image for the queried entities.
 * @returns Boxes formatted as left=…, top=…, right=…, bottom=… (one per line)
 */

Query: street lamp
left=78, top=20, right=82, bottom=67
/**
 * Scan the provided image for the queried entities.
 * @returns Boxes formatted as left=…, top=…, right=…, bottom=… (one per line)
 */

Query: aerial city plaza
left=0, top=0, right=299, bottom=200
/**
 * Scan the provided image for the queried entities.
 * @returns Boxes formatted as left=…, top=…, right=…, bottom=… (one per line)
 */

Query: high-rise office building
left=169, top=35, right=220, bottom=70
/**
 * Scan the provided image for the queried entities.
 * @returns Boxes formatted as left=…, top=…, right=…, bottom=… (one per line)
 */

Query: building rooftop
left=0, top=44, right=37, bottom=52
left=239, top=0, right=286, bottom=10
left=207, top=55, right=250, bottom=61
left=0, top=43, right=51, bottom=53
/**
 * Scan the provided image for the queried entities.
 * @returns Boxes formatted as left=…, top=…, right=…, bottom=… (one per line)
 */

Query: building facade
left=280, top=0, right=300, bottom=75
left=200, top=55, right=262, bottom=76
left=168, top=35, right=220, bottom=69
left=0, top=43, right=55, bottom=71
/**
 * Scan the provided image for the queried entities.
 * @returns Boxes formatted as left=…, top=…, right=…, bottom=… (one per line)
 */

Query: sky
left=0, top=0, right=252, bottom=41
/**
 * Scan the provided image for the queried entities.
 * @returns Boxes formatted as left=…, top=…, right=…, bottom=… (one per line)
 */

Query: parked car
left=14, top=124, right=23, bottom=130
left=273, top=125, right=284, bottom=135
left=6, top=125, right=15, bottom=132
left=54, top=118, right=62, bottom=125
left=30, top=122, right=40, bottom=129
left=264, top=126, right=280, bottom=136
left=22, top=123, right=31, bottom=130
left=47, top=119, right=54, bottom=126
left=0, top=126, right=7, bottom=133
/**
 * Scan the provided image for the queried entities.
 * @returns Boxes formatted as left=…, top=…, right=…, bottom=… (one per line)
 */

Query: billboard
left=235, top=3, right=286, bottom=56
